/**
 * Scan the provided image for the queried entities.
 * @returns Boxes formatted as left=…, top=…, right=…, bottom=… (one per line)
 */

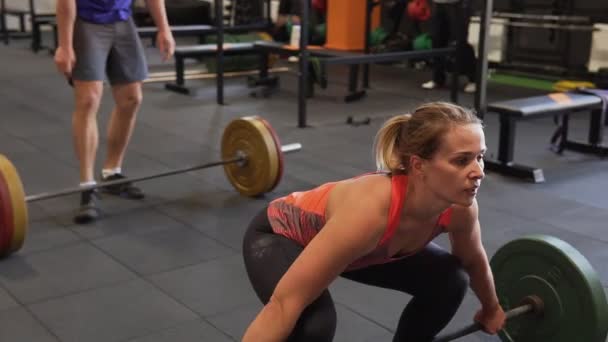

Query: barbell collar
left=25, top=143, right=301, bottom=203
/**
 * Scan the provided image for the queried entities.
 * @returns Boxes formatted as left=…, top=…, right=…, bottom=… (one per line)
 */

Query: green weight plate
left=491, top=234, right=608, bottom=342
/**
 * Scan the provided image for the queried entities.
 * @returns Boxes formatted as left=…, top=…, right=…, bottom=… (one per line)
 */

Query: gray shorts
left=72, top=17, right=148, bottom=85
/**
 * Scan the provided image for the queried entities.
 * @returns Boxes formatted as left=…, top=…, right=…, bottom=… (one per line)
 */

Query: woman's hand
left=474, top=305, right=506, bottom=334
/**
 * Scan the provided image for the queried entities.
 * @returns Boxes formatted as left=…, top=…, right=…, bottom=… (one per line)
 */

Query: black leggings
left=242, top=208, right=469, bottom=342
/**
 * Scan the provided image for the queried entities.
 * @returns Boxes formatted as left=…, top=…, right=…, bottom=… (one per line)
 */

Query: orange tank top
left=267, top=173, right=453, bottom=271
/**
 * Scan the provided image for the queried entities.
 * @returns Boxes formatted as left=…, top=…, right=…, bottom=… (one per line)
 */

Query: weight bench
left=31, top=14, right=56, bottom=53
left=164, top=42, right=266, bottom=95
left=137, top=23, right=272, bottom=45
left=484, top=91, right=608, bottom=183
left=252, top=41, right=370, bottom=102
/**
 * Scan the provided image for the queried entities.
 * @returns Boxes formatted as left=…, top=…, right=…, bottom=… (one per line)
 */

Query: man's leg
left=423, top=3, right=449, bottom=89
left=99, top=17, right=147, bottom=199
left=449, top=1, right=477, bottom=85
left=72, top=81, right=104, bottom=184
left=70, top=18, right=114, bottom=223
left=103, top=82, right=142, bottom=172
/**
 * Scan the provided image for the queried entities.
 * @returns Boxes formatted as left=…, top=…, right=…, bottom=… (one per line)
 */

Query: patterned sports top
left=267, top=173, right=453, bottom=271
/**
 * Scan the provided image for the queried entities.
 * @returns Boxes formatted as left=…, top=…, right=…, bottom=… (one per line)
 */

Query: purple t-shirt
left=77, top=0, right=133, bottom=24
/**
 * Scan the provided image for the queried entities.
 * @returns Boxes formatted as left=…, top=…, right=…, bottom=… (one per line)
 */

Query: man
left=54, top=0, right=175, bottom=223
left=273, top=0, right=326, bottom=45
left=421, top=0, right=477, bottom=93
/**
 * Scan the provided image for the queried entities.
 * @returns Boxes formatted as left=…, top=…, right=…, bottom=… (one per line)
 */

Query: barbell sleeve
left=25, top=143, right=301, bottom=203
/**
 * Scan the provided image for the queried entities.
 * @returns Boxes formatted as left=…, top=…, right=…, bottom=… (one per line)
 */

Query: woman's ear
left=409, top=155, right=425, bottom=176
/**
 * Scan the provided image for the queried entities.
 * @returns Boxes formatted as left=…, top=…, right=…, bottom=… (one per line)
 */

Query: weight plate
left=491, top=234, right=608, bottom=342
left=257, top=117, right=284, bottom=192
left=221, top=116, right=279, bottom=196
left=0, top=168, right=14, bottom=256
left=0, top=155, right=28, bottom=254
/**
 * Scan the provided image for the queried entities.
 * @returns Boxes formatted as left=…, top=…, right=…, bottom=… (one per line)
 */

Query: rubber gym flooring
left=1, top=38, right=607, bottom=342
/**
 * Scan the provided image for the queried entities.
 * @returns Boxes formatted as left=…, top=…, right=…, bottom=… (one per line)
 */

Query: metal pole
left=25, top=143, right=302, bottom=203
left=363, top=0, right=373, bottom=88
left=215, top=0, right=225, bottom=105
left=474, top=0, right=493, bottom=119
left=297, top=0, right=310, bottom=128
left=433, top=303, right=534, bottom=342
left=2, top=0, right=9, bottom=45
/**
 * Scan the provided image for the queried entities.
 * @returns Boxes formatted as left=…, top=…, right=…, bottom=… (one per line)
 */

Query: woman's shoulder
left=332, top=173, right=393, bottom=209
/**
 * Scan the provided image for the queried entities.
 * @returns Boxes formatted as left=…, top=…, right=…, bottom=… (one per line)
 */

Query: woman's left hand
left=474, top=305, right=506, bottom=334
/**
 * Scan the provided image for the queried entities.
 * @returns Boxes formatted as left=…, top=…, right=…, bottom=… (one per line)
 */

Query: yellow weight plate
left=221, top=116, right=279, bottom=196
left=257, top=117, right=284, bottom=193
left=0, top=155, right=28, bottom=254
left=0, top=167, right=14, bottom=256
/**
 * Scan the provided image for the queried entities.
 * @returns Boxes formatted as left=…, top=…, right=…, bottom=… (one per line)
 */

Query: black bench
left=252, top=41, right=372, bottom=102
left=164, top=42, right=265, bottom=95
left=1, top=4, right=29, bottom=44
left=484, top=91, right=608, bottom=183
left=138, top=25, right=213, bottom=39
left=31, top=14, right=56, bottom=53
left=137, top=23, right=272, bottom=46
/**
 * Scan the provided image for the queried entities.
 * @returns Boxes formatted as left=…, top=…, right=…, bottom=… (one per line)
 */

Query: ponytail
left=374, top=114, right=411, bottom=173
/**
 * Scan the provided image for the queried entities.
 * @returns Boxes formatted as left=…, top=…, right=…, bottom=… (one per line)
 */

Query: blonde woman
left=242, top=102, right=505, bottom=341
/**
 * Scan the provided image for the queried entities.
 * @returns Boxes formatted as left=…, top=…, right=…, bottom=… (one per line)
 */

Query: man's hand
left=474, top=305, right=506, bottom=334
left=54, top=46, right=76, bottom=77
left=156, top=30, right=175, bottom=62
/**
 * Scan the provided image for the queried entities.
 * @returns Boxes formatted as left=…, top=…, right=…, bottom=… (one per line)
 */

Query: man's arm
left=56, top=0, right=76, bottom=49
left=54, top=0, right=77, bottom=77
left=143, top=0, right=170, bottom=32
left=143, top=0, right=174, bottom=61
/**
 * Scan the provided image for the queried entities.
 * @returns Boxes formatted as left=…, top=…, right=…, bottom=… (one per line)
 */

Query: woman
left=242, top=102, right=506, bottom=341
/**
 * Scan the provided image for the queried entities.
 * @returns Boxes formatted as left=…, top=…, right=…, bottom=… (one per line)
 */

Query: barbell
left=0, top=116, right=302, bottom=257
left=434, top=234, right=608, bottom=342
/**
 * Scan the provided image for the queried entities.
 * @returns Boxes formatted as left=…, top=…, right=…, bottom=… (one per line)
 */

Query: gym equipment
left=413, top=33, right=432, bottom=51
left=484, top=91, right=607, bottom=183
left=0, top=116, right=302, bottom=258
left=346, top=116, right=371, bottom=126
left=203, top=32, right=274, bottom=73
left=164, top=42, right=263, bottom=95
left=433, top=235, right=608, bottom=341
left=407, top=0, right=431, bottom=22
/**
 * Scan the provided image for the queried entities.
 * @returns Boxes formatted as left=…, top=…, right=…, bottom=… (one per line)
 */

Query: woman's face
left=420, top=123, right=486, bottom=207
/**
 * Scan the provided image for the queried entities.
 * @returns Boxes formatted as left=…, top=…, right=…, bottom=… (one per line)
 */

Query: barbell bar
left=25, top=143, right=301, bottom=203
left=433, top=235, right=608, bottom=342
left=433, top=296, right=540, bottom=341
left=0, top=116, right=302, bottom=257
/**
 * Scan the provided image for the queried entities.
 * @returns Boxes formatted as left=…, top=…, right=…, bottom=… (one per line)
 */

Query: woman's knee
left=439, top=255, right=469, bottom=299
left=289, top=295, right=337, bottom=342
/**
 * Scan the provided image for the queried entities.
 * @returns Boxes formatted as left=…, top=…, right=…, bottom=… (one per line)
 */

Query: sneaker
left=464, top=82, right=477, bottom=93
left=74, top=189, right=100, bottom=224
left=422, top=80, right=442, bottom=90
left=100, top=173, right=145, bottom=200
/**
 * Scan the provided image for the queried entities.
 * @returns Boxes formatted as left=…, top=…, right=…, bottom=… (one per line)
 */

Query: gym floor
left=1, top=38, right=607, bottom=342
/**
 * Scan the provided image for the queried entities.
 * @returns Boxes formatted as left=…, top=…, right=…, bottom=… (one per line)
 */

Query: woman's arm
left=243, top=181, right=389, bottom=341
left=447, top=199, right=505, bottom=333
